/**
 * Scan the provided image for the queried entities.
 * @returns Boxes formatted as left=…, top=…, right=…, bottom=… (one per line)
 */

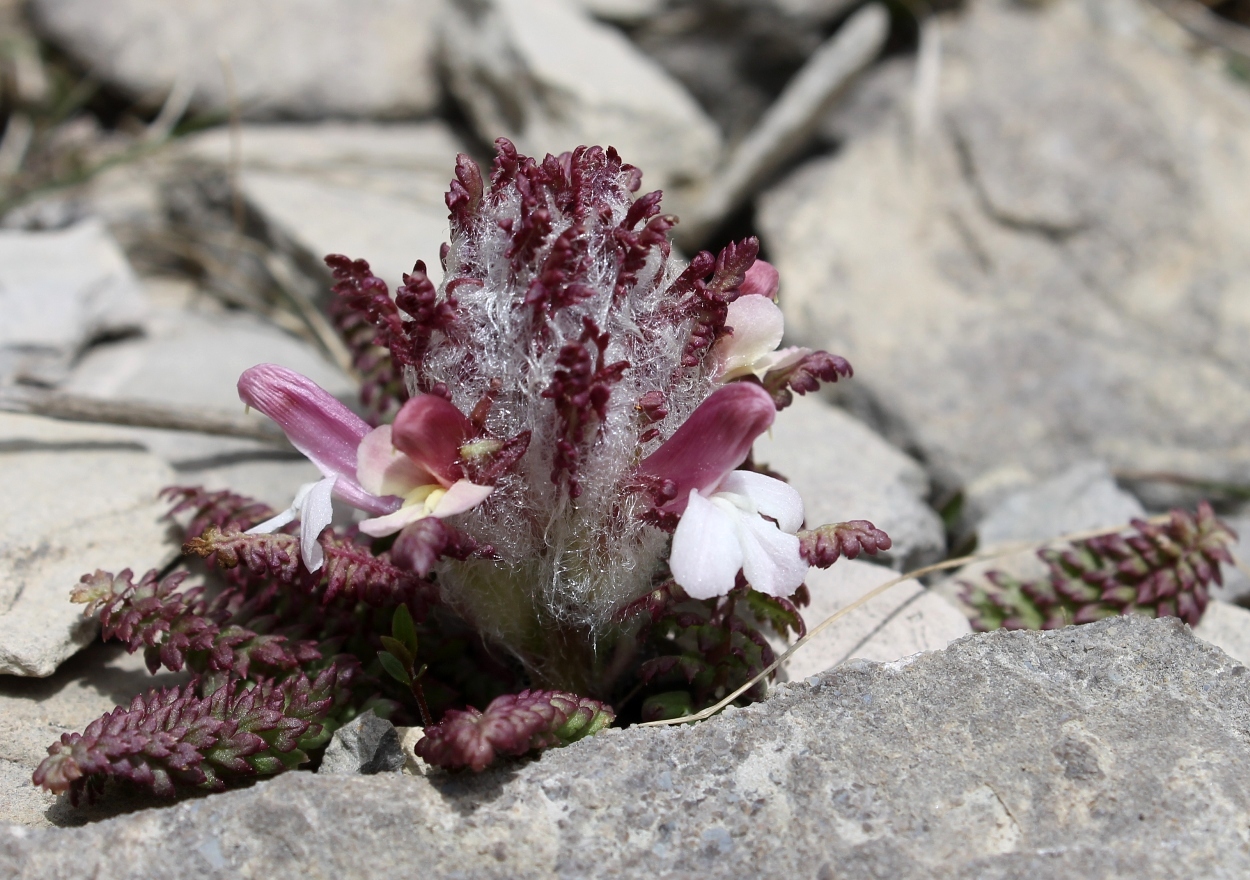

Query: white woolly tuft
left=415, top=152, right=715, bottom=646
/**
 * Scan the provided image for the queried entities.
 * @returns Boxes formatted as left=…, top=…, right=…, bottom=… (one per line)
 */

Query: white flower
left=668, top=470, right=808, bottom=600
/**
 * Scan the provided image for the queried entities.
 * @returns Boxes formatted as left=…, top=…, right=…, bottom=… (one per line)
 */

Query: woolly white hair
left=415, top=152, right=715, bottom=656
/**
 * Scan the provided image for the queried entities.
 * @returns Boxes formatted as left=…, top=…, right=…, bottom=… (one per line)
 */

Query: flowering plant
left=35, top=140, right=887, bottom=803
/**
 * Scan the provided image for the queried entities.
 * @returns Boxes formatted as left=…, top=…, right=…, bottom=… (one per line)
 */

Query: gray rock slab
left=758, top=0, right=1250, bottom=495
left=975, top=461, right=1146, bottom=551
left=442, top=0, right=722, bottom=193
left=28, top=0, right=445, bottom=120
left=775, top=558, right=971, bottom=680
left=318, top=712, right=404, bottom=776
left=4, top=616, right=1250, bottom=876
left=0, top=642, right=189, bottom=828
left=177, top=122, right=465, bottom=289
left=753, top=394, right=945, bottom=569
left=0, top=414, right=178, bottom=676
left=0, top=220, right=147, bottom=385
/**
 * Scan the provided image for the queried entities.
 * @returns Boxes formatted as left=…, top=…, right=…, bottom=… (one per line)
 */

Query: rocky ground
left=3, top=0, right=1250, bottom=874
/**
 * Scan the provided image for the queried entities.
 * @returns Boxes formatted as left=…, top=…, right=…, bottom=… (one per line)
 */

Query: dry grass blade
left=0, top=385, right=292, bottom=445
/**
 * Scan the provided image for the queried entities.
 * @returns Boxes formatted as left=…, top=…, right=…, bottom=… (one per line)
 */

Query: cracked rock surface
left=5, top=615, right=1250, bottom=878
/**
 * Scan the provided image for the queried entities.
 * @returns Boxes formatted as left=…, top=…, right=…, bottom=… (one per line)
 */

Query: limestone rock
left=318, top=713, right=404, bottom=776
left=176, top=122, right=465, bottom=290
left=777, top=558, right=971, bottom=680
left=975, top=461, right=1146, bottom=550
left=0, top=414, right=178, bottom=676
left=0, top=220, right=146, bottom=385
left=758, top=0, right=1250, bottom=495
left=5, top=617, right=1250, bottom=876
left=28, top=0, right=446, bottom=120
left=441, top=0, right=722, bottom=193
left=754, top=394, right=945, bottom=569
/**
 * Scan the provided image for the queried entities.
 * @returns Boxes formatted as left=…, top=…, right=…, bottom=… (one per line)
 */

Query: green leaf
left=377, top=651, right=412, bottom=686
left=641, top=691, right=693, bottom=722
left=379, top=636, right=413, bottom=669
left=392, top=604, right=418, bottom=656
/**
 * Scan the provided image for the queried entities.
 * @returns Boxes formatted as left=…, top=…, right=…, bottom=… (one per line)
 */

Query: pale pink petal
left=717, top=471, right=805, bottom=534
left=358, top=504, right=431, bottom=539
left=297, top=476, right=337, bottom=572
left=714, top=295, right=786, bottom=380
left=738, top=260, right=779, bottom=299
left=669, top=490, right=745, bottom=600
left=735, top=512, right=807, bottom=597
left=391, top=394, right=476, bottom=487
left=639, top=383, right=776, bottom=513
left=432, top=480, right=494, bottom=517
left=238, top=364, right=395, bottom=516
left=357, top=425, right=434, bottom=497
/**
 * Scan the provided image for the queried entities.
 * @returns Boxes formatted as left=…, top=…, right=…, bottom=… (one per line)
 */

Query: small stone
left=5, top=617, right=1250, bottom=875
left=753, top=394, right=945, bottom=569
left=0, top=220, right=146, bottom=385
left=777, top=558, right=971, bottom=680
left=394, top=727, right=433, bottom=777
left=318, top=712, right=404, bottom=776
left=1194, top=600, right=1250, bottom=667
left=0, top=414, right=178, bottom=677
left=975, top=461, right=1145, bottom=550
left=442, top=0, right=722, bottom=193
left=28, top=0, right=446, bottom=120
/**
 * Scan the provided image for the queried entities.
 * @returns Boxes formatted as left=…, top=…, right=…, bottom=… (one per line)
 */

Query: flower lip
left=638, top=382, right=776, bottom=514
left=238, top=364, right=396, bottom=516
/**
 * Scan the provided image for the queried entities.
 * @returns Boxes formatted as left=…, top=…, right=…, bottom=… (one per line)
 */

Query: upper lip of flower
left=237, top=363, right=397, bottom=517
left=638, top=382, right=777, bottom=512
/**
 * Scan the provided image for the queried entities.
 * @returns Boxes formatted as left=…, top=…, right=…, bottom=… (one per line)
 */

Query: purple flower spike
left=639, top=383, right=776, bottom=513
left=238, top=364, right=395, bottom=516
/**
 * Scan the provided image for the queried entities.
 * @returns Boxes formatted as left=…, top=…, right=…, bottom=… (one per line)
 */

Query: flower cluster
left=39, top=140, right=878, bottom=798
left=238, top=139, right=859, bottom=696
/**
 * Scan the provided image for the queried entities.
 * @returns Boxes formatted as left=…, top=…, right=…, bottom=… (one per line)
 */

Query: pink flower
left=712, top=282, right=811, bottom=383
left=238, top=365, right=494, bottom=567
left=238, top=364, right=399, bottom=571
left=640, top=382, right=807, bottom=599
left=355, top=394, right=494, bottom=538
